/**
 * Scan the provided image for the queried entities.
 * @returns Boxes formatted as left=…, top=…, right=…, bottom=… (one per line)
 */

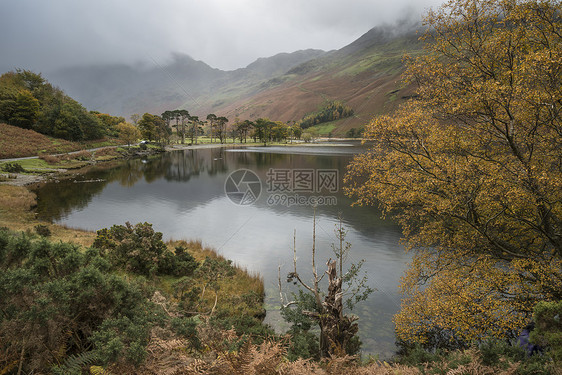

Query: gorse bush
left=171, top=316, right=202, bottom=350
left=532, top=301, right=562, bottom=363
left=34, top=223, right=51, bottom=237
left=0, top=224, right=274, bottom=373
left=160, top=245, right=199, bottom=276
left=93, top=221, right=199, bottom=277
left=1, top=161, right=25, bottom=173
left=0, top=229, right=158, bottom=374
left=93, top=221, right=166, bottom=276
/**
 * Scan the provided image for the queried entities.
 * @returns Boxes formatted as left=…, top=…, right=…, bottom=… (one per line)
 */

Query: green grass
left=1, top=158, right=50, bottom=171
left=0, top=158, right=92, bottom=173
left=82, top=139, right=124, bottom=149
left=1, top=147, right=124, bottom=173
left=309, top=122, right=337, bottom=136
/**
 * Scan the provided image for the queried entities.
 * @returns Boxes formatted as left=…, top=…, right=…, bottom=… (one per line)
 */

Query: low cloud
left=0, top=0, right=445, bottom=73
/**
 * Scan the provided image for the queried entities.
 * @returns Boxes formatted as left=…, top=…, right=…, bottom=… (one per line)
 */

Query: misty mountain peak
left=243, top=49, right=326, bottom=78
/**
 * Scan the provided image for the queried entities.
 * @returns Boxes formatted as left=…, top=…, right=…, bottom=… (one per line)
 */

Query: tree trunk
left=305, top=260, right=358, bottom=357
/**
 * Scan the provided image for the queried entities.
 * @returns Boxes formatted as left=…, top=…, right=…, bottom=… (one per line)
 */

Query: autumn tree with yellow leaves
left=345, top=0, right=562, bottom=349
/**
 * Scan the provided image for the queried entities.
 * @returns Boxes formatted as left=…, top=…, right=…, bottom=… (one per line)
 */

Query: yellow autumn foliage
left=345, top=0, right=562, bottom=347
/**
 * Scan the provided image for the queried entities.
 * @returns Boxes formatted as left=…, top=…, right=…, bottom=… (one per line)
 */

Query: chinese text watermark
left=225, top=168, right=339, bottom=207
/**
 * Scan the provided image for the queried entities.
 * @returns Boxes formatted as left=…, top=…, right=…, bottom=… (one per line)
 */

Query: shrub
left=396, top=344, right=443, bottom=368
left=172, top=276, right=202, bottom=313
left=73, top=150, right=92, bottom=161
left=90, top=306, right=163, bottom=366
left=34, top=224, right=51, bottom=237
left=286, top=331, right=321, bottom=361
left=532, top=300, right=562, bottom=363
left=1, top=161, right=25, bottom=173
left=93, top=222, right=202, bottom=278
left=39, top=154, right=62, bottom=164
left=211, top=313, right=275, bottom=346
left=159, top=245, right=199, bottom=276
left=93, top=222, right=168, bottom=277
left=195, top=256, right=236, bottom=286
left=0, top=230, right=157, bottom=373
left=171, top=316, right=201, bottom=349
left=174, top=245, right=199, bottom=275
left=93, top=147, right=117, bottom=157
left=479, top=340, right=525, bottom=367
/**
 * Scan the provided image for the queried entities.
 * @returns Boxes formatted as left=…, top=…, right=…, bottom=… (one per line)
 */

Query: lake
left=34, top=143, right=411, bottom=358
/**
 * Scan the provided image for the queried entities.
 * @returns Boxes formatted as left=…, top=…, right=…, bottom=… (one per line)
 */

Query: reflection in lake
left=35, top=144, right=411, bottom=358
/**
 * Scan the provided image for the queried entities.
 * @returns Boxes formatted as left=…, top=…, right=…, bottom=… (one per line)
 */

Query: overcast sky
left=0, top=0, right=446, bottom=73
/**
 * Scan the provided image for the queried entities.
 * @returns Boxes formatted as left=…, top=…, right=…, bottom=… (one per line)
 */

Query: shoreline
left=0, top=143, right=240, bottom=186
left=0, top=139, right=364, bottom=187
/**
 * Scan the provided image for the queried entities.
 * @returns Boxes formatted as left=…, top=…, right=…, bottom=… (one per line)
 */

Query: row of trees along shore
left=134, top=111, right=308, bottom=146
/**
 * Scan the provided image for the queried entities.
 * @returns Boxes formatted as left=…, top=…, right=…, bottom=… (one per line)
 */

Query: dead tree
left=280, top=209, right=371, bottom=358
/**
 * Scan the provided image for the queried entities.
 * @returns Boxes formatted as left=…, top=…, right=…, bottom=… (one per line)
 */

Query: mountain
left=219, top=26, right=422, bottom=134
left=46, top=25, right=422, bottom=135
left=241, top=50, right=327, bottom=79
left=46, top=55, right=226, bottom=116
left=46, top=49, right=326, bottom=118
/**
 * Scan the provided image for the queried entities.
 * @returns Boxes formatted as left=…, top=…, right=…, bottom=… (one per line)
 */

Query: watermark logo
left=266, top=168, right=339, bottom=207
left=225, top=168, right=339, bottom=207
left=266, top=168, right=339, bottom=193
left=266, top=193, right=337, bottom=207
left=225, top=169, right=262, bottom=205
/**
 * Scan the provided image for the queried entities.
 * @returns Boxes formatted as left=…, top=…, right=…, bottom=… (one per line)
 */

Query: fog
left=0, top=0, right=446, bottom=73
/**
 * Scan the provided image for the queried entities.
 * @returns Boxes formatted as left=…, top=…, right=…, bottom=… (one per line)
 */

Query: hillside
left=0, top=123, right=81, bottom=159
left=0, top=123, right=124, bottom=159
left=46, top=25, right=423, bottom=135
left=221, top=30, right=421, bottom=134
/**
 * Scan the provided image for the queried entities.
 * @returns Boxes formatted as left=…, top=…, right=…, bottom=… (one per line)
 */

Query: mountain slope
left=46, top=25, right=423, bottom=135
left=214, top=26, right=422, bottom=134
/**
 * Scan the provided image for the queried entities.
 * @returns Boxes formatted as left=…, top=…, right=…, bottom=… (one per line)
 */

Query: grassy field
left=308, top=121, right=338, bottom=136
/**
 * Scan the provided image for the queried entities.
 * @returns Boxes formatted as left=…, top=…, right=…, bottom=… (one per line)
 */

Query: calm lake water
left=34, top=143, right=411, bottom=358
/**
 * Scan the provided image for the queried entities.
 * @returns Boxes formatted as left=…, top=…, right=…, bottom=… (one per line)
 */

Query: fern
left=90, top=365, right=112, bottom=375
left=51, top=351, right=100, bottom=375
